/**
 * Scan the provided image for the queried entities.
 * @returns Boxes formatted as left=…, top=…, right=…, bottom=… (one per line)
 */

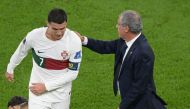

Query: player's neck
left=45, top=31, right=56, bottom=41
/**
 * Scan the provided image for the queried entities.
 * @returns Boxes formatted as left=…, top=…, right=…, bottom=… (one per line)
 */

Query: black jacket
left=84, top=34, right=167, bottom=109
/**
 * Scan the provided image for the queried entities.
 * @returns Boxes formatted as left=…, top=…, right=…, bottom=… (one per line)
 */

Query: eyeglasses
left=116, top=23, right=127, bottom=28
left=116, top=23, right=121, bottom=28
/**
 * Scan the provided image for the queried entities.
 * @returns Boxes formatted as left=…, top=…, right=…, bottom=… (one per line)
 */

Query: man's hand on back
left=75, top=31, right=85, bottom=42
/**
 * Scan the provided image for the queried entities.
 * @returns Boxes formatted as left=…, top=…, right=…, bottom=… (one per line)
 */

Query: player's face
left=47, top=22, right=67, bottom=40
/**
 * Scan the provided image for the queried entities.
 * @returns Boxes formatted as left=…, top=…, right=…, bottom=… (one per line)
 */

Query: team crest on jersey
left=61, top=51, right=69, bottom=60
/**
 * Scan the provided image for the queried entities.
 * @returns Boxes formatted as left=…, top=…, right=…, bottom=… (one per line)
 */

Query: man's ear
left=47, top=22, right=50, bottom=27
left=124, top=26, right=129, bottom=33
left=46, top=21, right=51, bottom=27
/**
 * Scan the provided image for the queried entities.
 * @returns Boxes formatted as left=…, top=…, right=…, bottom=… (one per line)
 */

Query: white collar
left=125, top=32, right=141, bottom=48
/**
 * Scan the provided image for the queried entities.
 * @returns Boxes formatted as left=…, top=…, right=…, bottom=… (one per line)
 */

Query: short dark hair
left=7, top=96, right=28, bottom=107
left=48, top=8, right=67, bottom=24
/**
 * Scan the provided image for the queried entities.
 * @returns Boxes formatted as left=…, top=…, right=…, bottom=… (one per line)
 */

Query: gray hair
left=120, top=10, right=143, bottom=33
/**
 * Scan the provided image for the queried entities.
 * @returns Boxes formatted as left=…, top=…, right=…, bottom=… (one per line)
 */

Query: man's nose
left=56, top=31, right=62, bottom=35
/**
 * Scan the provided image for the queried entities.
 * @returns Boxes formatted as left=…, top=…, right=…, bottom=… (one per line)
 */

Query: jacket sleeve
left=84, top=37, right=119, bottom=54
left=119, top=51, right=154, bottom=109
left=45, top=36, right=82, bottom=91
left=6, top=36, right=32, bottom=74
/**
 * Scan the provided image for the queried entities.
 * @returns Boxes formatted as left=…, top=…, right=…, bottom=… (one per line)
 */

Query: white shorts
left=29, top=96, right=70, bottom=109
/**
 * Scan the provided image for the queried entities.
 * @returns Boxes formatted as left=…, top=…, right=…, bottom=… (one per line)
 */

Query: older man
left=77, top=10, right=167, bottom=109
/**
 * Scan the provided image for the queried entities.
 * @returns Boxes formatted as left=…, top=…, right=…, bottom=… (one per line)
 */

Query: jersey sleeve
left=6, top=34, right=32, bottom=74
left=45, top=32, right=82, bottom=91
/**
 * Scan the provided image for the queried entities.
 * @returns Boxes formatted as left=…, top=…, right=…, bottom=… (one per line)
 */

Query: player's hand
left=29, top=83, right=47, bottom=95
left=5, top=72, right=14, bottom=82
left=74, top=31, right=85, bottom=42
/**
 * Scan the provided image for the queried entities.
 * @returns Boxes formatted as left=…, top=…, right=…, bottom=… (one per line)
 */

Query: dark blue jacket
left=84, top=34, right=167, bottom=109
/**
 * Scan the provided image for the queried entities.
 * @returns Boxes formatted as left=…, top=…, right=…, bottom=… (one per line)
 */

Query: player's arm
left=45, top=40, right=82, bottom=91
left=5, top=35, right=32, bottom=81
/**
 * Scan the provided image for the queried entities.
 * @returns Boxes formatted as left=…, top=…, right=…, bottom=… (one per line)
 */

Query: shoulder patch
left=74, top=51, right=81, bottom=59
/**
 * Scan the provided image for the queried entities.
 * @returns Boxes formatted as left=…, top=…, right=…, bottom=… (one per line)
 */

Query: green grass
left=1, top=0, right=190, bottom=109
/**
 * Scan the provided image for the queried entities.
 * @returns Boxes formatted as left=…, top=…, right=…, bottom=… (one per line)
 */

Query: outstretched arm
left=6, top=37, right=31, bottom=81
left=30, top=34, right=82, bottom=95
left=75, top=32, right=118, bottom=54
